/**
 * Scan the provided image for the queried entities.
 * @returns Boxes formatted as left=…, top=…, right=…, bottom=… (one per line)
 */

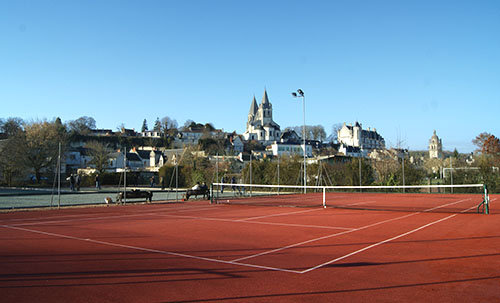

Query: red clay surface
left=0, top=194, right=499, bottom=302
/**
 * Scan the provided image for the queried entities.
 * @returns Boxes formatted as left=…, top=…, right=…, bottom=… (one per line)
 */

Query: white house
left=140, top=130, right=162, bottom=138
left=339, top=144, right=363, bottom=158
left=337, top=122, right=385, bottom=156
left=225, top=133, right=244, bottom=155
left=107, top=152, right=144, bottom=171
left=268, top=142, right=313, bottom=157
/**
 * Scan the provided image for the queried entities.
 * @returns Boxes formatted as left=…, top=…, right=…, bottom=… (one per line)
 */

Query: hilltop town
left=0, top=90, right=497, bottom=190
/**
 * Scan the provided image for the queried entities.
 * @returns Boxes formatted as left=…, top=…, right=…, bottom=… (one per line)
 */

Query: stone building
left=337, top=122, right=385, bottom=156
left=429, top=130, right=443, bottom=159
left=243, top=89, right=281, bottom=146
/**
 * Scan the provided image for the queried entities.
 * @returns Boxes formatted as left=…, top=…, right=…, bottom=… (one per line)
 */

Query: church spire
left=261, top=89, right=269, bottom=105
left=248, top=95, right=258, bottom=118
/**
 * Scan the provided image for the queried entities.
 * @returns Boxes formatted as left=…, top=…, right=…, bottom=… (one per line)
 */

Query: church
left=243, top=90, right=281, bottom=145
left=429, top=130, right=443, bottom=159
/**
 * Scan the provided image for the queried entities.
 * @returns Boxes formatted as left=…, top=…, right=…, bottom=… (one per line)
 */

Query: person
left=75, top=174, right=81, bottom=191
left=69, top=174, right=75, bottom=191
left=201, top=182, right=209, bottom=199
left=95, top=174, right=101, bottom=190
left=220, top=176, right=226, bottom=193
left=192, top=182, right=201, bottom=191
left=160, top=176, right=165, bottom=190
left=150, top=176, right=155, bottom=188
left=231, top=176, right=236, bottom=192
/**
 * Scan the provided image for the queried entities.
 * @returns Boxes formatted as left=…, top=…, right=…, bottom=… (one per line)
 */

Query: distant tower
left=429, top=130, right=443, bottom=159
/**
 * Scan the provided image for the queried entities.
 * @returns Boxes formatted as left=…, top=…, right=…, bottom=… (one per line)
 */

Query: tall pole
left=250, top=153, right=252, bottom=197
left=359, top=157, right=362, bottom=192
left=124, top=150, right=127, bottom=203
left=277, top=153, right=280, bottom=195
left=302, top=94, right=306, bottom=194
left=450, top=158, right=453, bottom=193
left=292, top=89, right=306, bottom=194
left=402, top=151, right=405, bottom=193
left=57, top=142, right=61, bottom=208
left=175, top=154, right=179, bottom=202
left=216, top=153, right=219, bottom=194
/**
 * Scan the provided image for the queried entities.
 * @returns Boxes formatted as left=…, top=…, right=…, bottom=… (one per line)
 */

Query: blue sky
left=1, top=0, right=499, bottom=153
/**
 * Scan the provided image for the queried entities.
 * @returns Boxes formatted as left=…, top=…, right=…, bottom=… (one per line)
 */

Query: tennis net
left=211, top=183, right=491, bottom=214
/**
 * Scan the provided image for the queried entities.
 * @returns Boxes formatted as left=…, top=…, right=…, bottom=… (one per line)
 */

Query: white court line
left=0, top=203, right=210, bottom=224
left=231, top=198, right=472, bottom=263
left=0, top=224, right=301, bottom=274
left=152, top=213, right=355, bottom=231
left=236, top=208, right=323, bottom=222
left=1, top=198, right=483, bottom=275
left=342, top=200, right=376, bottom=206
left=231, top=212, right=419, bottom=262
left=0, top=212, right=104, bottom=224
left=5, top=204, right=217, bottom=227
left=300, top=205, right=477, bottom=274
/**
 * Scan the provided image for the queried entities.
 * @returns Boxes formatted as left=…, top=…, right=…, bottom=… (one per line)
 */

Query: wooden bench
left=116, top=190, right=153, bottom=204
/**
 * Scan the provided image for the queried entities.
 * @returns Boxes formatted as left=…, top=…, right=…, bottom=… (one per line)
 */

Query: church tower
left=429, top=130, right=443, bottom=159
left=247, top=96, right=258, bottom=129
left=243, top=89, right=281, bottom=145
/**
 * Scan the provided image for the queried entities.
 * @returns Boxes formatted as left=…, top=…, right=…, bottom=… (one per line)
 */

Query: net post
left=484, top=184, right=490, bottom=215
left=210, top=184, right=214, bottom=204
left=323, top=187, right=326, bottom=208
left=478, top=184, right=490, bottom=214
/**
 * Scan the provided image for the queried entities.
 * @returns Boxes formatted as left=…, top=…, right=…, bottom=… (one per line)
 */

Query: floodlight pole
left=292, top=89, right=307, bottom=194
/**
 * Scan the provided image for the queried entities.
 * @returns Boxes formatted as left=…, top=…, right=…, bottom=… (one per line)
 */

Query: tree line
left=2, top=115, right=499, bottom=192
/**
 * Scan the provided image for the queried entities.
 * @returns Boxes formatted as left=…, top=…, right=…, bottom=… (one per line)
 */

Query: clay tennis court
left=1, top=192, right=499, bottom=302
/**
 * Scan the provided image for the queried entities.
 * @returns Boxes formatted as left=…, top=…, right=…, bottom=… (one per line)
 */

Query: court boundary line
left=152, top=213, right=355, bottom=231
left=2, top=204, right=220, bottom=227
left=0, top=197, right=483, bottom=275
left=0, top=224, right=302, bottom=274
left=235, top=208, right=322, bottom=222
left=300, top=205, right=476, bottom=273
left=230, top=198, right=472, bottom=263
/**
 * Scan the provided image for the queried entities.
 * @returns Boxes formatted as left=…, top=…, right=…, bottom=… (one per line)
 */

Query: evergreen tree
left=141, top=119, right=148, bottom=132
left=154, top=117, right=162, bottom=132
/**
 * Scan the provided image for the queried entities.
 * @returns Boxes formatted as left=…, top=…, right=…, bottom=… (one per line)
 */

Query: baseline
left=0, top=224, right=301, bottom=274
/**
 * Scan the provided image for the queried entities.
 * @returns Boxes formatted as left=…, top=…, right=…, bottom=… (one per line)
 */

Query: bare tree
left=329, top=123, right=343, bottom=143
left=23, top=120, right=67, bottom=182
left=311, top=125, right=327, bottom=141
left=86, top=141, right=110, bottom=174
left=67, top=116, right=96, bottom=135
left=0, top=117, right=24, bottom=137
left=161, top=116, right=178, bottom=132
left=0, top=134, right=27, bottom=185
